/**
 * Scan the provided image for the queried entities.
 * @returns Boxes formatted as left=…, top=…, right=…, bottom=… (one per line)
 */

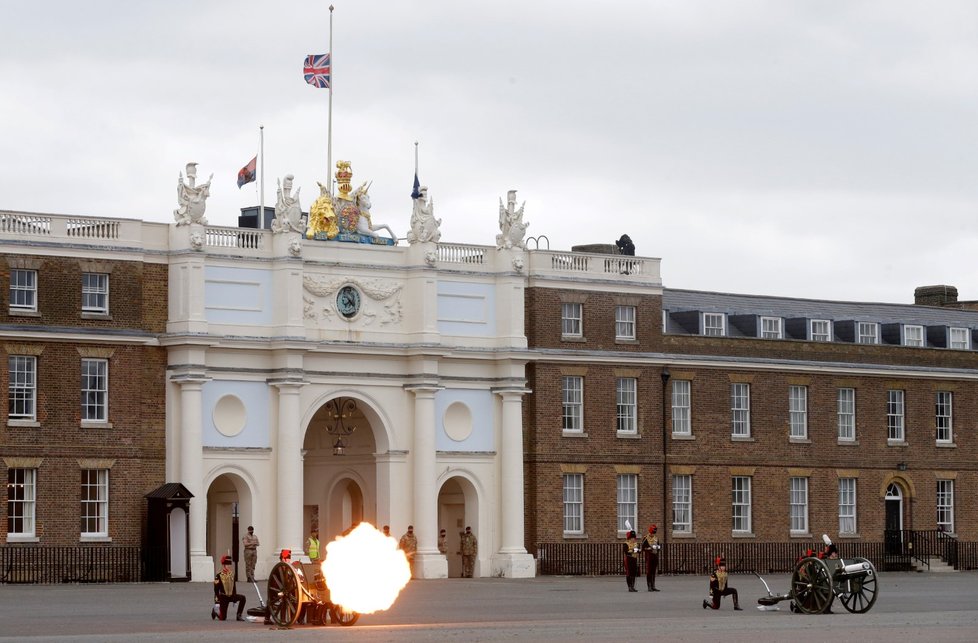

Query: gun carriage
left=757, top=555, right=879, bottom=614
left=263, top=561, right=360, bottom=627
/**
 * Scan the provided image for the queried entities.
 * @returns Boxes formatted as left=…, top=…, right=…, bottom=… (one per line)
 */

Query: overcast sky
left=2, top=1, right=976, bottom=304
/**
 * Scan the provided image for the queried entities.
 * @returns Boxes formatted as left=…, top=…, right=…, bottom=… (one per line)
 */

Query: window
left=8, top=355, right=37, bottom=421
left=671, top=380, right=691, bottom=436
left=857, top=322, right=879, bottom=344
left=561, top=303, right=582, bottom=338
left=790, top=477, right=809, bottom=534
left=9, top=269, right=37, bottom=312
left=615, top=305, right=636, bottom=340
left=887, top=390, right=905, bottom=441
left=789, top=386, right=808, bottom=439
left=703, top=313, right=725, bottom=337
left=617, top=474, right=637, bottom=533
left=837, top=388, right=856, bottom=441
left=81, top=469, right=109, bottom=537
left=731, top=383, right=750, bottom=437
left=672, top=475, right=692, bottom=533
left=81, top=273, right=109, bottom=314
left=810, top=319, right=832, bottom=342
left=562, top=376, right=583, bottom=432
left=761, top=316, right=782, bottom=339
left=732, top=476, right=752, bottom=533
left=563, top=473, right=584, bottom=534
left=839, top=478, right=857, bottom=534
left=7, top=468, right=36, bottom=537
left=81, top=358, right=108, bottom=422
left=949, top=328, right=970, bottom=350
left=936, top=391, right=953, bottom=444
left=903, top=325, right=924, bottom=347
left=616, top=377, right=637, bottom=434
left=936, top=480, right=954, bottom=533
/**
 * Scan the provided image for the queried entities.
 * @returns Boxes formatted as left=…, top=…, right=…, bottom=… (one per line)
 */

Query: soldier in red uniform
left=641, top=524, right=661, bottom=591
left=703, top=557, right=742, bottom=611
left=212, top=555, right=247, bottom=621
left=623, top=530, right=640, bottom=592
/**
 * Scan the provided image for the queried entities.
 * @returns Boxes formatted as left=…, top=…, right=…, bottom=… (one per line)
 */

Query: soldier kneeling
left=703, top=557, right=742, bottom=611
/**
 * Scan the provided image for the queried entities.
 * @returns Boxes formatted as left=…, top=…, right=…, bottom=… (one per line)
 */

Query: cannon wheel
left=267, top=562, right=302, bottom=627
left=330, top=604, right=361, bottom=627
left=837, top=557, right=879, bottom=614
left=791, top=557, right=833, bottom=614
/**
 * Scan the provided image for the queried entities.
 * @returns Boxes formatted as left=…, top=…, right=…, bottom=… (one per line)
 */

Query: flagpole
left=327, top=4, right=334, bottom=195
left=414, top=141, right=419, bottom=176
left=259, top=125, right=265, bottom=223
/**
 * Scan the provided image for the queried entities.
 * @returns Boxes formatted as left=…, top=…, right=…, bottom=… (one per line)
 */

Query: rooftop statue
left=174, top=162, right=212, bottom=226
left=272, top=174, right=305, bottom=234
left=407, top=185, right=441, bottom=244
left=496, top=189, right=528, bottom=250
left=306, top=161, right=396, bottom=245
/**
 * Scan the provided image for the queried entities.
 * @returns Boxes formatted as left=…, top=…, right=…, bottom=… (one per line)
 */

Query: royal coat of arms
left=306, top=161, right=397, bottom=245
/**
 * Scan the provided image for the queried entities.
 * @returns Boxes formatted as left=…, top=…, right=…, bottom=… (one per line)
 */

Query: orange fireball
left=323, top=522, right=411, bottom=614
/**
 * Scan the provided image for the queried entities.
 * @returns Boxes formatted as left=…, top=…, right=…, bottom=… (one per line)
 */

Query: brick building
left=1, top=214, right=168, bottom=579
left=524, top=248, right=978, bottom=562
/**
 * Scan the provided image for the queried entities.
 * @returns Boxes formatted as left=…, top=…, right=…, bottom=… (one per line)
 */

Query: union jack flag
left=303, top=53, right=331, bottom=89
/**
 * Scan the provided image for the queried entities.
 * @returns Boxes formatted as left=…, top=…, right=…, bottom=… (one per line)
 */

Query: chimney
left=914, top=285, right=958, bottom=307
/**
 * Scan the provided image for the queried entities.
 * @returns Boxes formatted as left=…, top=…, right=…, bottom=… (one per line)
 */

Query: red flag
left=237, top=156, right=257, bottom=188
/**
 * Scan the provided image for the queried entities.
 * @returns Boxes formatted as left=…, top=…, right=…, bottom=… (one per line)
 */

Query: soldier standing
left=459, top=526, right=478, bottom=578
left=399, top=525, right=418, bottom=564
left=437, top=529, right=448, bottom=555
left=241, top=525, right=260, bottom=582
left=703, top=557, right=742, bottom=610
left=641, top=524, right=661, bottom=591
left=623, top=530, right=640, bottom=592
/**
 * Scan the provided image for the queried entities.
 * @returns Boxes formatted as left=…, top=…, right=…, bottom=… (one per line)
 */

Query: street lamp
left=324, top=397, right=358, bottom=456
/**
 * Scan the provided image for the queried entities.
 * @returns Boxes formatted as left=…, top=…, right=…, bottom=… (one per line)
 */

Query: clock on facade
left=336, top=285, right=361, bottom=319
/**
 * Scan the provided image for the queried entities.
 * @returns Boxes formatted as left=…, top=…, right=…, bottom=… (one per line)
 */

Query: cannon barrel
left=840, top=561, right=872, bottom=575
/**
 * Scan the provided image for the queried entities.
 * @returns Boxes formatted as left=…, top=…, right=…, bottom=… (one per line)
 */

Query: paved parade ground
left=2, top=572, right=977, bottom=642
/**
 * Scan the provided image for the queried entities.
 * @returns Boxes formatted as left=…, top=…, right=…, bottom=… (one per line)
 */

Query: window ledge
left=732, top=532, right=755, bottom=539
left=5, top=535, right=39, bottom=543
left=838, top=533, right=860, bottom=539
left=616, top=431, right=640, bottom=439
left=562, top=431, right=588, bottom=438
left=789, top=437, right=811, bottom=444
left=560, top=335, right=586, bottom=343
left=81, top=420, right=114, bottom=429
left=790, top=532, right=813, bottom=539
left=614, top=338, right=638, bottom=345
left=936, top=442, right=957, bottom=448
left=80, top=535, right=112, bottom=543
left=672, top=433, right=695, bottom=440
left=887, top=440, right=909, bottom=447
left=81, top=312, right=112, bottom=320
left=8, top=309, right=40, bottom=317
left=731, top=436, right=755, bottom=442
left=6, top=420, right=40, bottom=428
left=562, top=533, right=588, bottom=540
left=838, top=439, right=860, bottom=446
left=671, top=531, right=695, bottom=539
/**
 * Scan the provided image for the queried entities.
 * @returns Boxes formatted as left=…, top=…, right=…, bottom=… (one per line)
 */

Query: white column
left=177, top=376, right=212, bottom=581
left=491, top=388, right=536, bottom=577
left=406, top=384, right=447, bottom=578
left=273, top=382, right=306, bottom=556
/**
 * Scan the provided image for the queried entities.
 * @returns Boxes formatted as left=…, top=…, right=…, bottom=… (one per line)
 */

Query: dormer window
left=810, top=319, right=832, bottom=342
left=949, top=327, right=970, bottom=350
left=857, top=322, right=879, bottom=344
left=903, top=325, right=924, bottom=347
left=760, top=317, right=782, bottom=339
left=703, top=313, right=725, bottom=337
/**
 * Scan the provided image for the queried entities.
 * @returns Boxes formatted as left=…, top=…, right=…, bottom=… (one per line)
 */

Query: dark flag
left=237, top=156, right=257, bottom=189
left=411, top=172, right=420, bottom=199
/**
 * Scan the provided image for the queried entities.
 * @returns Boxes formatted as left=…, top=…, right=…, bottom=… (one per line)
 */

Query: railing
left=956, top=542, right=978, bottom=570
left=66, top=217, right=120, bottom=239
left=0, top=212, right=52, bottom=235
left=437, top=243, right=487, bottom=265
left=204, top=225, right=265, bottom=250
left=0, top=545, right=144, bottom=584
left=888, top=529, right=960, bottom=570
left=537, top=541, right=922, bottom=576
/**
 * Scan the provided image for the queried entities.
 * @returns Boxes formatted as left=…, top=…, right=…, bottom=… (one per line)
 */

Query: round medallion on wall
left=213, top=394, right=247, bottom=437
left=443, top=401, right=474, bottom=442
left=336, top=285, right=361, bottom=319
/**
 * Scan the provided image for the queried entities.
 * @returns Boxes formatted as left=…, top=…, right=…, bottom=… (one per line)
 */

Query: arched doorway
left=205, top=472, right=254, bottom=576
left=303, top=395, right=384, bottom=544
left=884, top=482, right=904, bottom=555
left=437, top=476, right=480, bottom=578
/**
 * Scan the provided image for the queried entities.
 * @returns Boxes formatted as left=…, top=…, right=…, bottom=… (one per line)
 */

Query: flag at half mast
left=237, top=156, right=257, bottom=188
left=303, top=53, right=331, bottom=89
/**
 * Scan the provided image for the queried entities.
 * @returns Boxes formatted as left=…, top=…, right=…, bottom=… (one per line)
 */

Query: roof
left=144, top=482, right=194, bottom=500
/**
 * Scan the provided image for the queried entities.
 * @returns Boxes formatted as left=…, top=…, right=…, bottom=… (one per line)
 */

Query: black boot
left=702, top=599, right=709, bottom=609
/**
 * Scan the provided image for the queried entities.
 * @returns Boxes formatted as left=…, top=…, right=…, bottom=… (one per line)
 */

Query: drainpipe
left=660, top=367, right=671, bottom=556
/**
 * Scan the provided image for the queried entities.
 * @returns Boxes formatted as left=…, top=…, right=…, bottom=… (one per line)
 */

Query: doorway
left=884, top=483, right=903, bottom=555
